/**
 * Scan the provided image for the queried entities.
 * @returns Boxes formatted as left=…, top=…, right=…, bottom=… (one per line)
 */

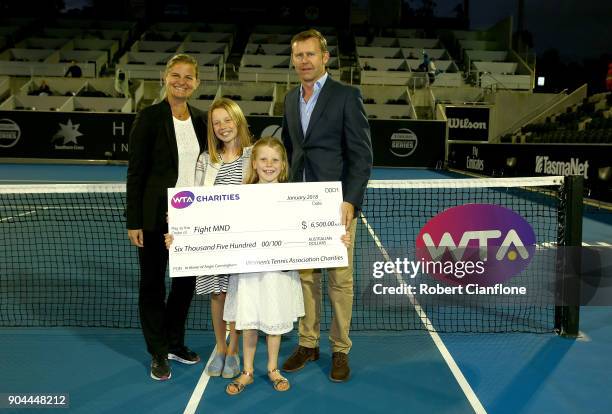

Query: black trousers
left=138, top=230, right=196, bottom=356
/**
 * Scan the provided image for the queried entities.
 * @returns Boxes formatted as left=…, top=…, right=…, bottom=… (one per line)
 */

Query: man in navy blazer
left=281, top=29, right=373, bottom=382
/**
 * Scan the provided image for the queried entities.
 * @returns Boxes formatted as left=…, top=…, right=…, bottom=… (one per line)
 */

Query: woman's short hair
left=164, top=53, right=199, bottom=79
left=162, top=54, right=199, bottom=100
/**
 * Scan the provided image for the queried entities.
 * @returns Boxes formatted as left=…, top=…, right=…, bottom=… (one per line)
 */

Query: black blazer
left=126, top=100, right=207, bottom=231
left=282, top=76, right=373, bottom=210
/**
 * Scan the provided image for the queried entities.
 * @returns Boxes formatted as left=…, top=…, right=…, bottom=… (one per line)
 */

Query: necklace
left=173, top=105, right=189, bottom=120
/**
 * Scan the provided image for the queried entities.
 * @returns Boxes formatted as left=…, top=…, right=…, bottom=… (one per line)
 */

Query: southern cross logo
left=52, top=119, right=83, bottom=146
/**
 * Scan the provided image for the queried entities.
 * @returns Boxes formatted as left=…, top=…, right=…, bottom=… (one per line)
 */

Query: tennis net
left=0, top=176, right=580, bottom=333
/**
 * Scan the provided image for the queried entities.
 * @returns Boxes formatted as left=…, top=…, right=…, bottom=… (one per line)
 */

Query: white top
left=173, top=117, right=200, bottom=187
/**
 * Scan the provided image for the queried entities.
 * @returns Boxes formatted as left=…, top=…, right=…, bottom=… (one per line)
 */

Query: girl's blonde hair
left=245, top=137, right=289, bottom=184
left=207, top=97, right=253, bottom=163
left=162, top=54, right=199, bottom=100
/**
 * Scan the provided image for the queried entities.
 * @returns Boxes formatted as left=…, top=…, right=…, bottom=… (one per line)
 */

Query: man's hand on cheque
left=341, top=232, right=351, bottom=248
left=340, top=201, right=355, bottom=230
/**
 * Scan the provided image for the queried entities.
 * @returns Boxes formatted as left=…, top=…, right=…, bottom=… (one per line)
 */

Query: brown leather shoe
left=329, top=352, right=350, bottom=382
left=282, top=346, right=319, bottom=372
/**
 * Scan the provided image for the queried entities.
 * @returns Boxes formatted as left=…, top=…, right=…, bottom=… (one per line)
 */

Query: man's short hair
left=291, top=29, right=328, bottom=54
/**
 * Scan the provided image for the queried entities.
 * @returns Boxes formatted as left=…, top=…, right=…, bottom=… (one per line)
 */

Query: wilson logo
left=171, top=191, right=195, bottom=209
left=416, top=204, right=536, bottom=285
left=448, top=118, right=487, bottom=129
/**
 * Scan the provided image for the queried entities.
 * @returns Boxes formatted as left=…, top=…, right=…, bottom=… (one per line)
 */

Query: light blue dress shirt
left=299, top=72, right=328, bottom=136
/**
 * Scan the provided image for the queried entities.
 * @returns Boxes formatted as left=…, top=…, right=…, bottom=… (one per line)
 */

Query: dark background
left=1, top=0, right=609, bottom=94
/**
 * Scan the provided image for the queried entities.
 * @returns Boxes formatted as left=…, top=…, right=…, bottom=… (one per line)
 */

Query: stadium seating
left=131, top=40, right=182, bottom=54
left=19, top=78, right=86, bottom=96
left=0, top=95, right=72, bottom=111
left=0, top=18, right=547, bottom=133
left=0, top=48, right=97, bottom=77
left=180, top=42, right=229, bottom=60
left=245, top=43, right=291, bottom=56
left=519, top=94, right=612, bottom=144
left=0, top=76, right=9, bottom=101
left=359, top=85, right=413, bottom=119
left=186, top=32, right=234, bottom=51
left=218, top=83, right=276, bottom=115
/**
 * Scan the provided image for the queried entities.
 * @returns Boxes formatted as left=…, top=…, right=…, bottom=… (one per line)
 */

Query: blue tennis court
left=1, top=163, right=611, bottom=414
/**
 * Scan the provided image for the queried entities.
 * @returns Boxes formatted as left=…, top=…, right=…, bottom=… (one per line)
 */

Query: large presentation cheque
left=167, top=181, right=348, bottom=277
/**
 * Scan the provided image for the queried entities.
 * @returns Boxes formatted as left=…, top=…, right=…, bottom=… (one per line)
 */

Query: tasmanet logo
left=535, top=156, right=589, bottom=179
left=171, top=191, right=195, bottom=209
left=416, top=204, right=536, bottom=285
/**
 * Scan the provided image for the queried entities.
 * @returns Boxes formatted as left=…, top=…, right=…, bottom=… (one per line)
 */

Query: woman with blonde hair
left=127, top=54, right=206, bottom=381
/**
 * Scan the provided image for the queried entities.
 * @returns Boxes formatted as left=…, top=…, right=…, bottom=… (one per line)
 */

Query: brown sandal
left=268, top=368, right=290, bottom=392
left=226, top=371, right=254, bottom=396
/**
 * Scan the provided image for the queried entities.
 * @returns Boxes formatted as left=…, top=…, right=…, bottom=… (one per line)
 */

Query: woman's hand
left=128, top=229, right=144, bottom=247
left=164, top=233, right=174, bottom=250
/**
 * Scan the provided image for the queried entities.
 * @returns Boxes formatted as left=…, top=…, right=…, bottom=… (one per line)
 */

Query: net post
left=555, top=175, right=583, bottom=337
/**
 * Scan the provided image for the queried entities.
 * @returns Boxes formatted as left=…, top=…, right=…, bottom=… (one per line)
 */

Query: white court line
left=360, top=213, right=488, bottom=414
left=582, top=242, right=604, bottom=247
left=184, top=333, right=229, bottom=414
left=536, top=242, right=598, bottom=248
left=0, top=208, right=41, bottom=222
left=43, top=206, right=124, bottom=210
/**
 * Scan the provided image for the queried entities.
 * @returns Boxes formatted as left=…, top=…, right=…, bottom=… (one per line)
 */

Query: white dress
left=223, top=270, right=305, bottom=335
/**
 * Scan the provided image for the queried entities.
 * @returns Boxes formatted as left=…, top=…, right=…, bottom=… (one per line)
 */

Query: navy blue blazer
left=126, top=100, right=207, bottom=231
left=282, top=76, right=373, bottom=210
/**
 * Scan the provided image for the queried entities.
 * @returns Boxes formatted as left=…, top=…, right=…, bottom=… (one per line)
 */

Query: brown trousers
left=298, top=218, right=357, bottom=354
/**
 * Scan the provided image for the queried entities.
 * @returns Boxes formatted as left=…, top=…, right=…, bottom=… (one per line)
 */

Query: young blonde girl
left=224, top=137, right=350, bottom=395
left=194, top=97, right=252, bottom=378
left=222, top=137, right=301, bottom=394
